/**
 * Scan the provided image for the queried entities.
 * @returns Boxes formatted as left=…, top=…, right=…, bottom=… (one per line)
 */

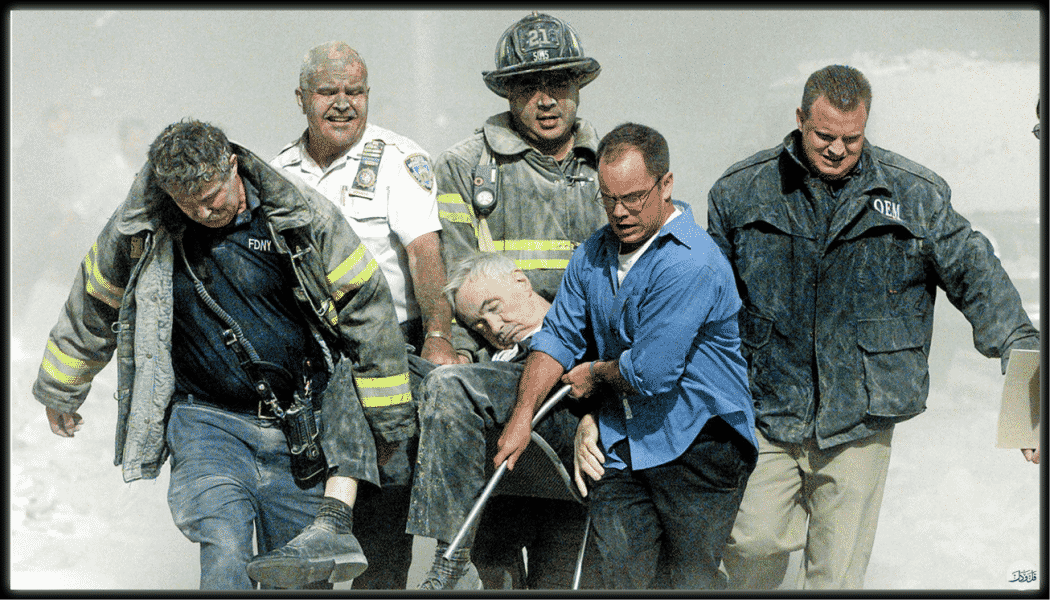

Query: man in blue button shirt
left=496, top=122, right=758, bottom=589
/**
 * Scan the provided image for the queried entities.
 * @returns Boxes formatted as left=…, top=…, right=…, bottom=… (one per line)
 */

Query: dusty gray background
left=7, top=8, right=1043, bottom=592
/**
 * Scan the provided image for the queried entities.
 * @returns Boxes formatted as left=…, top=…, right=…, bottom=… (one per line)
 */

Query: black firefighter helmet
left=483, top=12, right=601, bottom=98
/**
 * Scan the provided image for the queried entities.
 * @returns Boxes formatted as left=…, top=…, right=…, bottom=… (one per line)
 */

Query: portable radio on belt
left=471, top=162, right=499, bottom=217
left=176, top=234, right=328, bottom=490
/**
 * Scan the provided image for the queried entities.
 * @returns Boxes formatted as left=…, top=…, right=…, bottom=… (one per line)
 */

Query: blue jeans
left=166, top=398, right=324, bottom=590
left=589, top=416, right=757, bottom=589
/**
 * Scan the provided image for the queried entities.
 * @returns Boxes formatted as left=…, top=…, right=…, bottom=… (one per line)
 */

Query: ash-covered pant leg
left=406, top=361, right=589, bottom=589
left=317, top=359, right=381, bottom=486
left=166, top=400, right=324, bottom=590
left=351, top=353, right=436, bottom=589
left=405, top=362, right=524, bottom=543
left=316, top=356, right=420, bottom=589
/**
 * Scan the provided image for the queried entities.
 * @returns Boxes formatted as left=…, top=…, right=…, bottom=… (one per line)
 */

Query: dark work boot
left=247, top=499, right=367, bottom=588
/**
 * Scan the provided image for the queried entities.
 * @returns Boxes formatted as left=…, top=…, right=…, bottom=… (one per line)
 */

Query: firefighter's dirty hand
left=573, top=413, right=604, bottom=497
left=46, top=406, right=83, bottom=437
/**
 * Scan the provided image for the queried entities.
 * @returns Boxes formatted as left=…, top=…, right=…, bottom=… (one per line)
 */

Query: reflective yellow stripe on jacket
left=355, top=372, right=412, bottom=407
left=437, top=193, right=475, bottom=224
left=438, top=193, right=478, bottom=243
left=41, top=340, right=106, bottom=386
left=493, top=239, right=575, bottom=271
left=84, top=243, right=124, bottom=309
left=438, top=193, right=574, bottom=270
left=327, top=243, right=380, bottom=303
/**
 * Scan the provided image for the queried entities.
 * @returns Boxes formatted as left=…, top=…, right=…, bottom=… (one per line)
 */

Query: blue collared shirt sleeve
left=618, top=237, right=742, bottom=398
left=533, top=209, right=755, bottom=470
left=531, top=235, right=597, bottom=369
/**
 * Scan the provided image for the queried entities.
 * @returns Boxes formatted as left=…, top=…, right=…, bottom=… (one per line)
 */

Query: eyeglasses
left=596, top=178, right=661, bottom=212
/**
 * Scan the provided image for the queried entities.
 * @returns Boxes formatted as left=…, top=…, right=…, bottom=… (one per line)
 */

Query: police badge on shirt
left=349, top=140, right=386, bottom=200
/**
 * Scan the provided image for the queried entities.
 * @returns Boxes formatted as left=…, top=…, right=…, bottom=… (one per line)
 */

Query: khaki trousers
left=722, top=426, right=893, bottom=589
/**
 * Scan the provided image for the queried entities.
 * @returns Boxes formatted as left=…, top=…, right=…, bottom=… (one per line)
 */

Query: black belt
left=178, top=393, right=281, bottom=421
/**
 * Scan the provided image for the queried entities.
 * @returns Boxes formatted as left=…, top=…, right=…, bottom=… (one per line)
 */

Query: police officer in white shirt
left=265, top=40, right=457, bottom=590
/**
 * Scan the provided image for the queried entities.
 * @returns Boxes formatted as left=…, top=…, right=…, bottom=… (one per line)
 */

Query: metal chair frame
left=443, top=385, right=591, bottom=589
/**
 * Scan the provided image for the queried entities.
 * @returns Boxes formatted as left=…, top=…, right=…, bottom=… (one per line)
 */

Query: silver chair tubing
left=442, top=384, right=573, bottom=559
left=571, top=512, right=591, bottom=589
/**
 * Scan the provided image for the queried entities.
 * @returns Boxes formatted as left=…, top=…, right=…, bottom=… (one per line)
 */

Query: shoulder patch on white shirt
left=405, top=153, right=434, bottom=192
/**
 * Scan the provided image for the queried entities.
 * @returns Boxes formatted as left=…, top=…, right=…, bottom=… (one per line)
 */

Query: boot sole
left=247, top=553, right=368, bottom=588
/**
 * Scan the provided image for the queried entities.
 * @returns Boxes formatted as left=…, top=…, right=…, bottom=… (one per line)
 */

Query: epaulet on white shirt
left=276, top=139, right=299, bottom=156
left=366, top=124, right=429, bottom=159
left=273, top=140, right=303, bottom=167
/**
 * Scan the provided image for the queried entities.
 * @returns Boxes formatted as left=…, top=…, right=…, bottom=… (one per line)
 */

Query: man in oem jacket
left=708, top=65, right=1040, bottom=589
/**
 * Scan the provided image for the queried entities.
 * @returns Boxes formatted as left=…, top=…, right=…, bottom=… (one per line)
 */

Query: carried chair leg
left=444, top=385, right=573, bottom=560
left=572, top=512, right=591, bottom=590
